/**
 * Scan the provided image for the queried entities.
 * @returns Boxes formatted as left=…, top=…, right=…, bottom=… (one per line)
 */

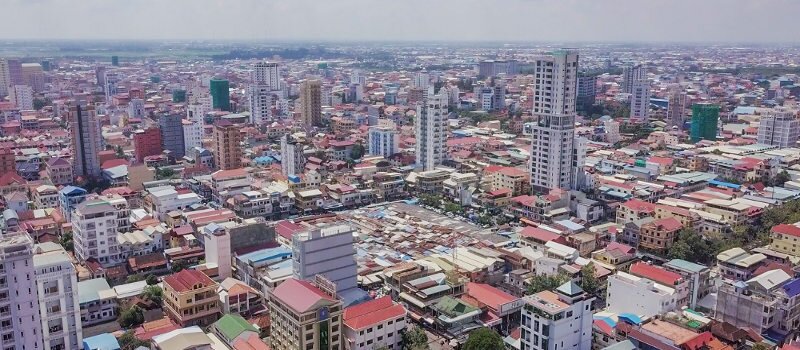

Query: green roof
left=433, top=296, right=479, bottom=318
left=214, top=314, right=257, bottom=340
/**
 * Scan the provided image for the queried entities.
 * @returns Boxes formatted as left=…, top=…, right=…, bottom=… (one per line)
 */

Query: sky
left=1, top=0, right=799, bottom=43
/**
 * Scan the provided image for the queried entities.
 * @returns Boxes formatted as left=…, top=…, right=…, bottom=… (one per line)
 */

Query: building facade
left=210, top=78, right=231, bottom=111
left=520, top=282, right=593, bottom=350
left=299, top=80, right=322, bottom=127
left=757, top=108, right=799, bottom=148
left=72, top=196, right=130, bottom=265
left=159, top=114, right=186, bottom=159
left=280, top=133, right=306, bottom=177
left=0, top=232, right=43, bottom=350
left=69, top=103, right=103, bottom=179
left=690, top=103, right=720, bottom=142
left=133, top=127, right=163, bottom=163
left=269, top=278, right=344, bottom=350
left=415, top=89, right=448, bottom=171
left=368, top=123, right=399, bottom=159
left=628, top=64, right=650, bottom=122
left=163, top=269, right=221, bottom=327
left=213, top=120, right=242, bottom=170
left=34, top=244, right=83, bottom=350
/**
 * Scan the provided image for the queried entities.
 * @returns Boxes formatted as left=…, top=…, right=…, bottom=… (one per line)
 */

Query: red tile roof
left=621, top=199, right=656, bottom=213
left=649, top=217, right=683, bottom=232
left=497, top=167, right=528, bottom=177
left=271, top=278, right=335, bottom=313
left=520, top=226, right=561, bottom=243
left=465, top=283, right=519, bottom=313
left=343, top=296, right=406, bottom=331
left=232, top=333, right=270, bottom=350
left=163, top=269, right=217, bottom=292
left=772, top=224, right=800, bottom=238
left=629, top=262, right=683, bottom=286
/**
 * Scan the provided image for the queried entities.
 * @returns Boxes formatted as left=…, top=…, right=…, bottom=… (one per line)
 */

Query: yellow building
left=269, top=278, right=343, bottom=350
left=770, top=224, right=800, bottom=257
left=163, top=269, right=221, bottom=327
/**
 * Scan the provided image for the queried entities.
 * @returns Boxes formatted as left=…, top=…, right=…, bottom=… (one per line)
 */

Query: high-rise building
left=628, top=64, right=650, bottom=122
left=94, top=66, right=106, bottom=87
left=187, top=100, right=211, bottom=123
left=604, top=119, right=620, bottom=144
left=477, top=60, right=520, bottom=77
left=666, top=85, right=687, bottom=128
left=210, top=78, right=231, bottom=112
left=528, top=49, right=582, bottom=193
left=0, top=59, right=10, bottom=96
left=248, top=84, right=274, bottom=125
left=280, top=133, right=306, bottom=176
left=21, top=63, right=45, bottom=92
left=621, top=63, right=636, bottom=94
left=103, top=71, right=120, bottom=103
left=299, top=80, right=322, bottom=127
left=368, top=122, right=399, bottom=158
left=520, top=282, right=594, bottom=350
left=292, top=224, right=358, bottom=297
left=72, top=196, right=130, bottom=265
left=159, top=114, right=186, bottom=158
left=415, top=88, right=448, bottom=171
left=9, top=84, right=33, bottom=110
left=133, top=127, right=163, bottom=163
left=69, top=103, right=103, bottom=179
left=182, top=119, right=203, bottom=154
left=252, top=62, right=281, bottom=90
left=269, top=278, right=343, bottom=350
left=0, top=232, right=44, bottom=350
left=757, top=108, right=799, bottom=148
left=33, top=244, right=83, bottom=350
left=127, top=98, right=145, bottom=119
left=412, top=72, right=429, bottom=89
left=690, top=103, right=720, bottom=143
left=213, top=120, right=242, bottom=170
left=111, top=56, right=119, bottom=66
left=576, top=73, right=597, bottom=113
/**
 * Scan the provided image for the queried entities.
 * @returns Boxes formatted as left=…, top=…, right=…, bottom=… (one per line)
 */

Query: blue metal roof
left=618, top=313, right=642, bottom=325
left=708, top=179, right=741, bottom=189
left=82, top=333, right=120, bottom=350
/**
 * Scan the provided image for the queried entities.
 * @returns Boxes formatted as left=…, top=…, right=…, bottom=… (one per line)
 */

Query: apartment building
left=77, top=278, right=116, bottom=327
left=606, top=271, right=678, bottom=319
left=46, top=157, right=73, bottom=186
left=163, top=269, right=221, bottom=327
left=663, top=259, right=713, bottom=309
left=343, top=296, right=407, bottom=350
left=269, top=278, right=343, bottom=350
left=715, top=269, right=799, bottom=335
left=72, top=196, right=130, bottom=266
left=770, top=224, right=800, bottom=257
left=520, top=281, right=594, bottom=350
left=33, top=244, right=83, bottom=350
left=0, top=232, right=43, bottom=350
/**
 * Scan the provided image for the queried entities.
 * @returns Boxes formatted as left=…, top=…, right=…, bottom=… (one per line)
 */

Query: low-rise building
left=163, top=269, right=221, bottom=327
left=342, top=296, right=407, bottom=350
left=606, top=271, right=678, bottom=319
left=77, top=278, right=117, bottom=327
left=520, top=282, right=594, bottom=350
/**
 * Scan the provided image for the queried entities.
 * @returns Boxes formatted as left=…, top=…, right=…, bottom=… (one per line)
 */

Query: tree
left=667, top=229, right=718, bottom=265
left=142, top=285, right=163, bottom=306
left=156, top=168, right=175, bottom=180
left=526, top=273, right=570, bottom=295
left=59, top=232, right=74, bottom=252
left=579, top=264, right=600, bottom=295
left=350, top=143, right=366, bottom=160
left=118, top=331, right=149, bottom=350
left=126, top=274, right=144, bottom=283
left=400, top=326, right=429, bottom=350
left=118, top=306, right=144, bottom=328
left=462, top=327, right=505, bottom=350
left=33, top=97, right=52, bottom=111
left=750, top=343, right=772, bottom=350
left=145, top=274, right=158, bottom=285
left=115, top=145, right=126, bottom=159
left=773, top=170, right=791, bottom=186
left=171, top=260, right=188, bottom=273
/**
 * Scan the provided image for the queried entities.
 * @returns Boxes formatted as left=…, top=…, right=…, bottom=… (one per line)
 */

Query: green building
left=210, top=78, right=231, bottom=111
left=172, top=89, right=186, bottom=103
left=111, top=56, right=119, bottom=66
left=690, top=103, right=720, bottom=143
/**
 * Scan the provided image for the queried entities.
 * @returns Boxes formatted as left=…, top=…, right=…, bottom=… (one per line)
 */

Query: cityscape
left=2, top=2, right=800, bottom=350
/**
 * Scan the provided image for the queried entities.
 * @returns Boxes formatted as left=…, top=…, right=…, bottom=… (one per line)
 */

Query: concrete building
left=292, top=224, right=360, bottom=301
left=604, top=119, right=620, bottom=144
left=69, top=103, right=103, bottom=179
left=182, top=119, right=203, bottom=155
left=663, top=259, right=713, bottom=309
left=757, top=108, right=799, bottom=148
left=412, top=72, right=429, bottom=89
left=621, top=63, right=636, bottom=94
left=163, top=269, right=221, bottom=327
left=146, top=186, right=202, bottom=220
left=77, top=278, right=116, bottom=327
left=628, top=64, right=650, bottom=122
left=252, top=61, right=281, bottom=90
left=368, top=122, right=399, bottom=158
left=343, top=296, right=407, bottom=350
left=248, top=84, right=274, bottom=125
left=520, top=281, right=593, bottom=350
left=576, top=73, right=596, bottom=113
left=528, top=49, right=582, bottom=193
left=606, top=271, right=678, bottom=319
left=280, top=133, right=306, bottom=176
left=715, top=269, right=799, bottom=335
left=769, top=224, right=800, bottom=258
left=0, top=59, right=10, bottom=96
left=9, top=84, right=33, bottom=110
left=213, top=120, right=242, bottom=170
left=210, top=78, right=231, bottom=111
left=415, top=88, right=448, bottom=171
left=269, top=278, right=343, bottom=350
left=159, top=114, right=186, bottom=159
left=21, top=63, right=44, bottom=91
left=690, top=103, right=720, bottom=143
left=46, top=157, right=73, bottom=187
left=0, top=232, right=43, bottom=350
left=33, top=244, right=83, bottom=350
left=127, top=98, right=145, bottom=119
left=299, top=79, right=322, bottom=127
left=666, top=85, right=687, bottom=128
left=72, top=196, right=130, bottom=265
left=133, top=127, right=163, bottom=163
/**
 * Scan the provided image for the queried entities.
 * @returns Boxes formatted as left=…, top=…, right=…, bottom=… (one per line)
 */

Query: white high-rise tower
left=249, top=62, right=282, bottom=125
left=415, top=87, right=448, bottom=171
left=628, top=64, right=650, bottom=122
left=528, top=49, right=582, bottom=193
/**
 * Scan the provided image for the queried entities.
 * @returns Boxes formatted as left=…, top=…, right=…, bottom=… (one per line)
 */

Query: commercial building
left=280, top=133, right=306, bottom=176
left=69, top=103, right=103, bottom=179
left=9, top=84, right=33, bottom=110
left=210, top=78, right=231, bottom=111
left=606, top=271, right=678, bottom=319
left=213, top=120, right=242, bottom=170
left=415, top=88, right=448, bottom=171
left=269, top=278, right=343, bottom=350
left=576, top=73, right=596, bottom=113
left=292, top=224, right=363, bottom=304
left=182, top=119, right=203, bottom=155
left=757, top=108, right=799, bottom=148
left=520, top=282, right=594, bottom=350
left=133, top=127, right=163, bottom=163
left=0, top=232, right=43, bottom=350
left=690, top=103, right=720, bottom=143
left=342, top=296, right=407, bottom=350
left=528, top=49, right=582, bottom=193
left=33, top=244, right=83, bottom=350
left=628, top=64, right=650, bottom=122
left=252, top=61, right=281, bottom=90
left=299, top=79, right=322, bottom=127
left=368, top=122, right=399, bottom=158
left=163, top=269, right=221, bottom=327
left=72, top=196, right=130, bottom=265
left=666, top=85, right=687, bottom=128
left=159, top=114, right=186, bottom=158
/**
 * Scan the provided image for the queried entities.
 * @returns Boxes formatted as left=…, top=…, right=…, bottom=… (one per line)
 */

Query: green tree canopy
left=579, top=263, right=600, bottom=295
left=118, top=331, right=149, bottom=350
left=142, top=285, right=163, bottom=306
left=118, top=306, right=144, bottom=328
left=462, top=328, right=505, bottom=350
left=400, top=326, right=429, bottom=350
left=526, top=273, right=570, bottom=295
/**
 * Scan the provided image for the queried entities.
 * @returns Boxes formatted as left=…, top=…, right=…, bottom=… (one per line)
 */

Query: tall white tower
left=252, top=62, right=281, bottom=90
left=249, top=62, right=281, bottom=125
left=528, top=49, right=581, bottom=193
left=415, top=87, right=448, bottom=171
left=628, top=64, right=650, bottom=122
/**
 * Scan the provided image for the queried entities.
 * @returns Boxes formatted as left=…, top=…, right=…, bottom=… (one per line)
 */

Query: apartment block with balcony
left=269, top=278, right=344, bottom=350
left=163, top=269, right=221, bottom=327
left=34, top=243, right=82, bottom=350
left=770, top=224, right=800, bottom=257
left=77, top=278, right=117, bottom=327
left=72, top=196, right=130, bottom=266
left=520, top=282, right=594, bottom=350
left=714, top=269, right=799, bottom=336
left=0, top=232, right=43, bottom=350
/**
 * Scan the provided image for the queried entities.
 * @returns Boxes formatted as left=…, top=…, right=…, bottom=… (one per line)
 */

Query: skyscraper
left=576, top=73, right=597, bottom=114
left=292, top=224, right=360, bottom=299
left=621, top=63, right=636, bottom=94
left=0, top=59, right=10, bottom=96
left=528, top=49, right=582, bottom=193
left=158, top=114, right=186, bottom=158
left=415, top=87, right=448, bottom=171
left=666, top=85, right=687, bottom=128
left=299, top=79, right=322, bottom=127
left=69, top=103, right=102, bottom=179
left=757, top=108, right=799, bottom=148
left=252, top=62, right=281, bottom=90
left=0, top=232, right=44, bottom=350
left=213, top=120, right=242, bottom=170
left=368, top=121, right=399, bottom=158
left=628, top=64, right=650, bottom=122
left=133, top=127, right=163, bottom=163
left=210, top=78, right=231, bottom=111
left=690, top=103, right=720, bottom=143
left=280, top=133, right=306, bottom=177
left=248, top=84, right=274, bottom=125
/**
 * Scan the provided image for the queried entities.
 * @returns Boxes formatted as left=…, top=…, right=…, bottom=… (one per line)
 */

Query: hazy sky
left=2, top=0, right=798, bottom=43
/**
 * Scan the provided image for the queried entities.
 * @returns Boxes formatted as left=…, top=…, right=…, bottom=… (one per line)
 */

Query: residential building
left=628, top=65, right=650, bottom=122
left=770, top=224, right=800, bottom=258
left=252, top=61, right=281, bottom=90
left=666, top=85, right=687, bottom=128
left=292, top=224, right=363, bottom=304
left=487, top=166, right=530, bottom=196
left=442, top=172, right=478, bottom=206
left=59, top=185, right=88, bottom=221
left=520, top=282, right=594, bottom=350
left=213, top=120, right=242, bottom=170
left=621, top=64, right=636, bottom=94
left=9, top=84, right=33, bottom=110
left=182, top=119, right=203, bottom=155
left=33, top=244, right=83, bottom=350
left=299, top=79, right=322, bottom=127
left=217, top=278, right=262, bottom=316
left=33, top=184, right=59, bottom=209
left=72, top=196, right=130, bottom=265
left=342, top=296, right=407, bottom=350
left=77, top=278, right=117, bottom=327
left=663, top=259, right=713, bottom=309
left=606, top=271, right=678, bottom=319
left=248, top=84, right=274, bottom=125
left=758, top=108, right=799, bottom=148
left=210, top=78, right=231, bottom=111
left=127, top=98, right=145, bottom=119
left=69, top=103, right=103, bottom=179
left=0, top=232, right=43, bottom=350
left=280, top=133, right=306, bottom=176
left=163, top=269, right=221, bottom=327
left=528, top=49, right=581, bottom=193
left=21, top=63, right=45, bottom=91
left=368, top=122, right=399, bottom=158
left=0, top=59, right=10, bottom=96
left=638, top=217, right=683, bottom=253
left=46, top=157, right=73, bottom=186
left=576, top=73, right=596, bottom=113
left=690, top=103, right=720, bottom=142
left=716, top=247, right=767, bottom=282
left=715, top=269, right=799, bottom=335
left=415, top=88, right=448, bottom=171
left=159, top=114, right=186, bottom=159
left=269, top=278, right=343, bottom=350
left=146, top=186, right=203, bottom=220
left=133, top=127, right=163, bottom=163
